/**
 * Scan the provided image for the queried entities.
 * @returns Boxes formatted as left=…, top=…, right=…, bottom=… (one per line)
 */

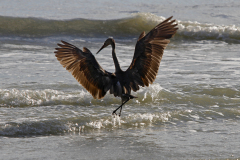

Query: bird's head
left=96, top=38, right=115, bottom=54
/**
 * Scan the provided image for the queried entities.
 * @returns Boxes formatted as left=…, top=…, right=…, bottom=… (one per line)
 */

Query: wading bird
left=55, top=16, right=178, bottom=116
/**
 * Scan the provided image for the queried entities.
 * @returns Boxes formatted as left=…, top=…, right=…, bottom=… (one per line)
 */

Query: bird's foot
left=112, top=111, right=120, bottom=117
left=112, top=111, right=117, bottom=116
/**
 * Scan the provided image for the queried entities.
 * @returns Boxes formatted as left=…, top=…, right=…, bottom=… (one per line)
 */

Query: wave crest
left=1, top=84, right=239, bottom=108
left=0, top=88, right=92, bottom=107
left=1, top=13, right=240, bottom=42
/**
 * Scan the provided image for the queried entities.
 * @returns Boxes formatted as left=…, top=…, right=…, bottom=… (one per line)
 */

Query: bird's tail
left=129, top=94, right=138, bottom=99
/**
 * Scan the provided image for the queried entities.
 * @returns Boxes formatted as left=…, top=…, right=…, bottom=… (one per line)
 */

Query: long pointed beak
left=96, top=45, right=105, bottom=54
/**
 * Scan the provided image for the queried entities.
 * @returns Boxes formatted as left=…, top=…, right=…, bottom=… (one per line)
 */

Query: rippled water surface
left=0, top=0, right=240, bottom=159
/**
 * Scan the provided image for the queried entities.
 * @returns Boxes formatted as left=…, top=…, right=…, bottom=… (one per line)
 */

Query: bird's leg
left=118, top=98, right=125, bottom=117
left=112, top=102, right=124, bottom=116
left=119, top=106, right=123, bottom=117
left=112, top=94, right=137, bottom=116
left=112, top=98, right=130, bottom=116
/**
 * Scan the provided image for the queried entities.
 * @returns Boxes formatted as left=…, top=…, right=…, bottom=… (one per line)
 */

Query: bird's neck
left=111, top=43, right=121, bottom=72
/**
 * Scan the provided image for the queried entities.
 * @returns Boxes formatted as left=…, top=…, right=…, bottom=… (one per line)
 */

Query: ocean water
left=0, top=0, right=240, bottom=159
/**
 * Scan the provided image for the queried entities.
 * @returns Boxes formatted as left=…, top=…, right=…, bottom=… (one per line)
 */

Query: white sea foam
left=135, top=13, right=240, bottom=42
left=177, top=20, right=240, bottom=41
left=0, top=88, right=92, bottom=107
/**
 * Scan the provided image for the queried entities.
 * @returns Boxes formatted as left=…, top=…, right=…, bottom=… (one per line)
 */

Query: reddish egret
left=55, top=16, right=178, bottom=116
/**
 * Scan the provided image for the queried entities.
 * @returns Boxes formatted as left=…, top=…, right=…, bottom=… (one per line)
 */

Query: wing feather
left=125, top=16, right=178, bottom=90
left=55, top=41, right=114, bottom=99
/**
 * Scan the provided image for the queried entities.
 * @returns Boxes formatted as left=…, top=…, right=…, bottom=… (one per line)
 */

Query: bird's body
left=55, top=16, right=178, bottom=116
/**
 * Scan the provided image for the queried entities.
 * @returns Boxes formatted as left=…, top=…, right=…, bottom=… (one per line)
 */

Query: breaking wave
left=0, top=111, right=173, bottom=137
left=1, top=83, right=239, bottom=108
left=1, top=13, right=240, bottom=42
left=1, top=83, right=239, bottom=137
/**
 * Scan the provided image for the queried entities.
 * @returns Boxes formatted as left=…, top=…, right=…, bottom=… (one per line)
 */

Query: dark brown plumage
left=54, top=16, right=178, bottom=116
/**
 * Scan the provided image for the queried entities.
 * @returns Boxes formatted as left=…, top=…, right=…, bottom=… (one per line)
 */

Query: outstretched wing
left=55, top=41, right=114, bottom=99
left=125, top=16, right=178, bottom=92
